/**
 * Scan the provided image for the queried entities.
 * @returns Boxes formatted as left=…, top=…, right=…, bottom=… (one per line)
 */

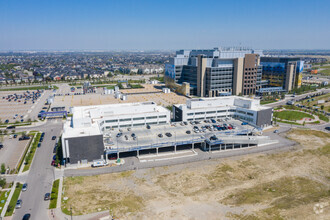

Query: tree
left=11, top=129, right=15, bottom=134
left=321, top=105, right=324, bottom=110
left=1, top=163, right=6, bottom=174
left=0, top=177, right=6, bottom=188
left=3, top=130, right=8, bottom=135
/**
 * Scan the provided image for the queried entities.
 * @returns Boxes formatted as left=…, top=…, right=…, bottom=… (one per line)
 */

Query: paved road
left=11, top=120, right=63, bottom=220
left=26, top=89, right=53, bottom=121
left=264, top=88, right=330, bottom=108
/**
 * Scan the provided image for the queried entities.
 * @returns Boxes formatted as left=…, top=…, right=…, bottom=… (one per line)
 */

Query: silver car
left=15, top=199, right=22, bottom=209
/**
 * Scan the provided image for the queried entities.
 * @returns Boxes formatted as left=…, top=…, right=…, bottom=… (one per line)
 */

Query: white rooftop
left=177, top=96, right=270, bottom=111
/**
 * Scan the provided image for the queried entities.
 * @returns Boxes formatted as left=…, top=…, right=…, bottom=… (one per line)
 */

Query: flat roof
left=72, top=101, right=170, bottom=121
left=175, top=96, right=271, bottom=111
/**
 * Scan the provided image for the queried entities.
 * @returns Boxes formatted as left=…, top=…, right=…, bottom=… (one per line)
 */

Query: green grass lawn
left=0, top=190, right=10, bottom=211
left=274, top=110, right=314, bottom=121
left=260, top=100, right=277, bottom=105
left=23, top=132, right=41, bottom=172
left=5, top=183, right=22, bottom=216
left=315, top=112, right=329, bottom=122
left=49, top=179, right=60, bottom=209
left=129, top=84, right=144, bottom=89
left=275, top=119, right=301, bottom=126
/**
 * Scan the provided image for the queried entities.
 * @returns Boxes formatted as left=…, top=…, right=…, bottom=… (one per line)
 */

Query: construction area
left=61, top=128, right=330, bottom=219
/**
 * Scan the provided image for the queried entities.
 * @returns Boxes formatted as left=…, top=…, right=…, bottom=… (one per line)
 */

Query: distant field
left=0, top=85, right=58, bottom=91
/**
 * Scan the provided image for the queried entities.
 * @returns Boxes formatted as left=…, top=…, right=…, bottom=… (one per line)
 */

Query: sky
left=0, top=0, right=330, bottom=51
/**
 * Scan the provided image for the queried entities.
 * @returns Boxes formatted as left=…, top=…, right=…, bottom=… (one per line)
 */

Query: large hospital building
left=165, top=47, right=303, bottom=97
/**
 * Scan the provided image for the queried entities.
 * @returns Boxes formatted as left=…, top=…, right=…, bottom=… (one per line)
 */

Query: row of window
left=188, top=109, right=233, bottom=116
left=105, top=121, right=167, bottom=129
left=104, top=115, right=167, bottom=123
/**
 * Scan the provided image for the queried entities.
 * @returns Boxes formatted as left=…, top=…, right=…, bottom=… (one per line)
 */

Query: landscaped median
left=22, top=132, right=41, bottom=172
left=49, top=179, right=60, bottom=209
left=5, top=183, right=22, bottom=217
left=15, top=132, right=35, bottom=174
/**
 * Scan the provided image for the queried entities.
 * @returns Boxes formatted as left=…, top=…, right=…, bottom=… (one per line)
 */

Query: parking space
left=0, top=136, right=30, bottom=170
left=105, top=118, right=255, bottom=151
left=0, top=90, right=46, bottom=123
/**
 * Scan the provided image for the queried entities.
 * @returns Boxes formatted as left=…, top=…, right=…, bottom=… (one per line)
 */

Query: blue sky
left=0, top=0, right=329, bottom=50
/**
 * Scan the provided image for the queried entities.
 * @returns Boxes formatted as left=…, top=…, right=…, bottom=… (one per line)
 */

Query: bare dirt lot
left=62, top=129, right=330, bottom=219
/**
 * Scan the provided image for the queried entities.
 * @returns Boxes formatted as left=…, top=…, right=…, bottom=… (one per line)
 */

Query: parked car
left=274, top=130, right=279, bottom=133
left=52, top=136, right=56, bottom=140
left=22, top=214, right=31, bottom=220
left=186, top=130, right=191, bottom=134
left=131, top=133, right=136, bottom=138
left=22, top=183, right=28, bottom=192
left=241, top=122, right=248, bottom=125
left=158, top=133, right=163, bottom=138
left=146, top=124, right=151, bottom=129
left=6, top=125, right=16, bottom=129
left=165, top=132, right=172, bottom=137
left=116, top=133, right=122, bottom=138
left=15, top=199, right=22, bottom=209
left=37, top=143, right=41, bottom=148
left=44, top=193, right=50, bottom=201
left=210, top=135, right=218, bottom=141
left=19, top=136, right=30, bottom=141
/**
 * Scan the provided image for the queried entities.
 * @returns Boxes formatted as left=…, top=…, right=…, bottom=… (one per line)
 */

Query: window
left=247, top=112, right=254, bottom=116
left=105, top=119, right=118, bottom=123
left=146, top=116, right=157, bottom=119
left=195, top=112, right=205, bottom=115
left=188, top=113, right=194, bottom=116
left=133, top=117, right=144, bottom=121
left=206, top=111, right=216, bottom=114
left=119, top=118, right=131, bottom=122
left=120, top=124, right=130, bottom=127
left=159, top=115, right=167, bottom=118
left=133, top=123, right=145, bottom=127
left=159, top=121, right=167, bottom=124
left=217, top=110, right=226, bottom=113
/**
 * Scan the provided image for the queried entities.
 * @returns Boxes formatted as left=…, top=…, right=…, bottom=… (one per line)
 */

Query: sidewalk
left=0, top=182, right=17, bottom=218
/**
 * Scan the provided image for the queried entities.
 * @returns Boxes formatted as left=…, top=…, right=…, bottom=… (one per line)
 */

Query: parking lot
left=0, top=136, right=30, bottom=171
left=0, top=89, right=48, bottom=123
left=105, top=118, right=255, bottom=152
left=52, top=83, right=187, bottom=111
